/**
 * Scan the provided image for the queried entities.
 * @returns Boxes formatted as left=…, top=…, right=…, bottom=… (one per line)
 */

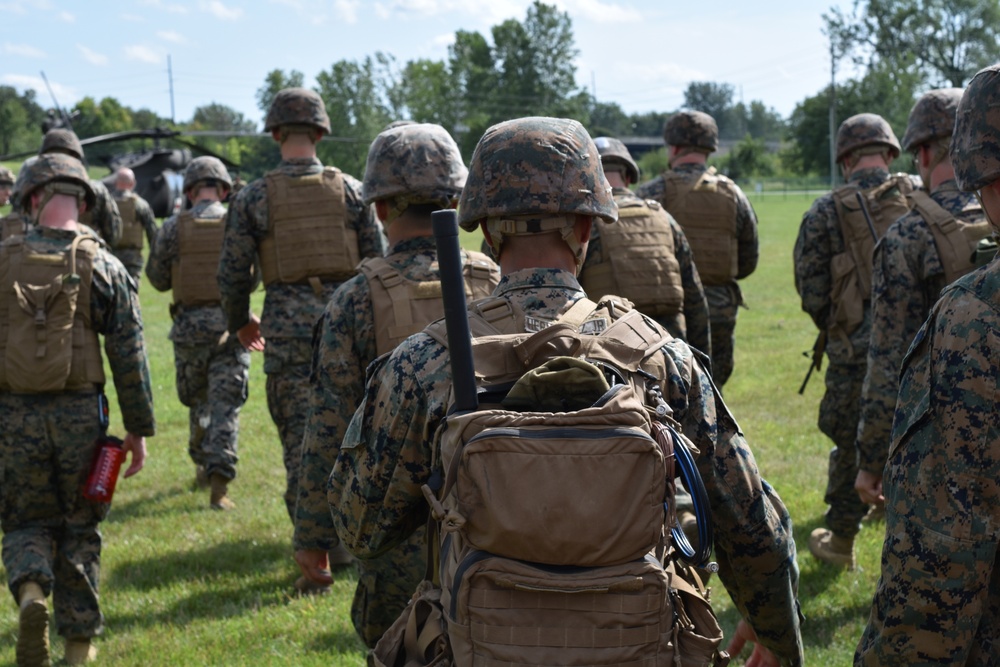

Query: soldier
left=2, top=162, right=32, bottom=241
left=292, top=122, right=499, bottom=634
left=582, top=136, right=710, bottom=355
left=111, top=167, right=159, bottom=285
left=0, top=166, right=13, bottom=206
left=147, top=157, right=263, bottom=511
left=794, top=113, right=918, bottom=569
left=854, top=90, right=994, bottom=515
left=855, top=63, right=1000, bottom=665
left=0, top=153, right=154, bottom=665
left=329, top=116, right=804, bottom=666
left=217, top=88, right=386, bottom=534
left=636, top=110, right=759, bottom=388
left=37, top=129, right=123, bottom=248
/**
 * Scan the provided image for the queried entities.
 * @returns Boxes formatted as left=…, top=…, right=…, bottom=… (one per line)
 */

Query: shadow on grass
left=105, top=485, right=190, bottom=522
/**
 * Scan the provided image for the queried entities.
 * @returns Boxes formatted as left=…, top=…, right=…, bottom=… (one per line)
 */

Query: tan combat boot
left=808, top=527, right=856, bottom=569
left=64, top=639, right=97, bottom=665
left=209, top=473, right=235, bottom=511
left=16, top=581, right=50, bottom=667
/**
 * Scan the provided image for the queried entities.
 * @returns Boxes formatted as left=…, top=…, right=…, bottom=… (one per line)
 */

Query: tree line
left=1, top=0, right=997, bottom=184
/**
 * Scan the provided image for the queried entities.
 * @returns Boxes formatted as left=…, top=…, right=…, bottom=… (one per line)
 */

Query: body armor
left=909, top=190, right=994, bottom=284
left=116, top=194, right=143, bottom=249
left=661, top=169, right=738, bottom=285
left=173, top=209, right=226, bottom=307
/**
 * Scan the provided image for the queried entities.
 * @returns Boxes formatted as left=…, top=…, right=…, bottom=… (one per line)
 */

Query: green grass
left=0, top=192, right=882, bottom=666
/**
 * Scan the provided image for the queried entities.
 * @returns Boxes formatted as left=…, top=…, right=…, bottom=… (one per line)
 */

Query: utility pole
left=828, top=39, right=837, bottom=189
left=168, top=54, right=175, bottom=124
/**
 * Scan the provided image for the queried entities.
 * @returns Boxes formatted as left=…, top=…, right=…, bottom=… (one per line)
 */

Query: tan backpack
left=907, top=190, right=994, bottom=285
left=372, top=298, right=726, bottom=667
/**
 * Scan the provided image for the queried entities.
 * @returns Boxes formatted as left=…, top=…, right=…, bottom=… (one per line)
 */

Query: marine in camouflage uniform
left=217, top=88, right=386, bottom=528
left=293, top=123, right=499, bottom=644
left=855, top=89, right=994, bottom=512
left=0, top=165, right=13, bottom=206
left=794, top=113, right=918, bottom=568
left=584, top=136, right=710, bottom=355
left=856, top=64, right=1000, bottom=664
left=636, top=110, right=758, bottom=388
left=0, top=153, right=154, bottom=666
left=329, top=116, right=804, bottom=666
left=147, top=157, right=253, bottom=510
left=112, top=168, right=159, bottom=284
left=37, top=129, right=123, bottom=248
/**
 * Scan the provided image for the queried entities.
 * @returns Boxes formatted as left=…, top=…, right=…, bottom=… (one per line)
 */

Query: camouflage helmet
left=39, top=128, right=84, bottom=161
left=458, top=117, right=615, bottom=270
left=835, top=113, right=901, bottom=163
left=183, top=156, right=233, bottom=193
left=263, top=87, right=331, bottom=134
left=952, top=64, right=1000, bottom=193
left=19, top=152, right=95, bottom=210
left=901, top=88, right=964, bottom=152
left=0, top=166, right=14, bottom=185
left=593, top=136, right=639, bottom=183
left=362, top=123, right=467, bottom=209
left=664, top=111, right=719, bottom=153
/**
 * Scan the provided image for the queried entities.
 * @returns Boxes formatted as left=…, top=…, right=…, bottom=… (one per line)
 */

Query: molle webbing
left=0, top=234, right=105, bottom=392
left=173, top=210, right=226, bottom=307
left=360, top=251, right=498, bottom=357
left=259, top=168, right=358, bottom=286
left=116, top=195, right=143, bottom=249
left=661, top=170, right=738, bottom=285
left=831, top=176, right=913, bottom=298
left=909, top=190, right=993, bottom=285
left=579, top=201, right=683, bottom=317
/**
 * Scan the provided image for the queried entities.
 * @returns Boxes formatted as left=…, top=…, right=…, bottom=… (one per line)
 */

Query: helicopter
left=0, top=125, right=243, bottom=218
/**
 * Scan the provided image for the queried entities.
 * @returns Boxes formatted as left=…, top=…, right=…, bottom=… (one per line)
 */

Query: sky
left=1, top=0, right=859, bottom=130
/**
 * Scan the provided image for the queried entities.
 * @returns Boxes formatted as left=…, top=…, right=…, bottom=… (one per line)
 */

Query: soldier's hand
left=237, top=314, right=265, bottom=352
left=855, top=469, right=884, bottom=505
left=122, top=433, right=147, bottom=478
left=294, top=548, right=333, bottom=586
left=726, top=619, right=779, bottom=667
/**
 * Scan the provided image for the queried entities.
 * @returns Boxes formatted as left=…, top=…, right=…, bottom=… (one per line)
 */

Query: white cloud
left=200, top=0, right=242, bottom=20
left=141, top=0, right=190, bottom=12
left=124, top=44, right=163, bottom=64
left=157, top=30, right=186, bottom=43
left=333, top=0, right=360, bottom=23
left=267, top=0, right=329, bottom=24
left=559, top=0, right=639, bottom=22
left=373, top=0, right=526, bottom=25
left=1, top=73, right=75, bottom=101
left=4, top=42, right=46, bottom=58
left=77, top=44, right=109, bottom=66
left=57, top=10, right=74, bottom=21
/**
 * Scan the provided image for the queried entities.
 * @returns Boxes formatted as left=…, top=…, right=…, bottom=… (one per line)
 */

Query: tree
left=398, top=59, right=457, bottom=129
left=588, top=101, right=630, bottom=137
left=723, top=134, right=773, bottom=180
left=0, top=86, right=44, bottom=155
left=255, top=69, right=305, bottom=118
left=72, top=96, right=132, bottom=138
left=683, top=82, right=735, bottom=135
left=190, top=103, right=256, bottom=133
left=826, top=0, right=1000, bottom=87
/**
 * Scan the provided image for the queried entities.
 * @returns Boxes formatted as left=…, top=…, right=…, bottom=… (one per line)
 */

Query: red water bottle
left=83, top=435, right=126, bottom=503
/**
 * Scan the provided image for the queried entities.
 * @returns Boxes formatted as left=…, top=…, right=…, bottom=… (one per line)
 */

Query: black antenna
left=40, top=70, right=74, bottom=133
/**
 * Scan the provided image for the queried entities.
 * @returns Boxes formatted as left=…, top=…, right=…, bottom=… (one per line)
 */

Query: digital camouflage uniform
left=112, top=188, right=158, bottom=283
left=218, top=156, right=385, bottom=522
left=0, top=166, right=13, bottom=205
left=0, top=223, right=154, bottom=642
left=330, top=116, right=803, bottom=666
left=794, top=166, right=919, bottom=540
left=855, top=61, right=1000, bottom=667
left=636, top=163, right=758, bottom=388
left=584, top=185, right=711, bottom=355
left=82, top=179, right=123, bottom=249
left=147, top=198, right=249, bottom=482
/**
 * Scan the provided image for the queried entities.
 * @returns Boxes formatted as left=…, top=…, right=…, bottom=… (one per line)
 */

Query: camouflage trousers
left=352, top=525, right=427, bottom=648
left=112, top=248, right=144, bottom=287
left=265, top=338, right=314, bottom=524
left=706, top=283, right=740, bottom=388
left=0, top=392, right=109, bottom=640
left=175, top=336, right=250, bottom=481
left=818, top=362, right=869, bottom=538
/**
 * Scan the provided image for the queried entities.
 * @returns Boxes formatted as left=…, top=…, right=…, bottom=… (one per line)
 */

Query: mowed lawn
left=0, top=192, right=885, bottom=666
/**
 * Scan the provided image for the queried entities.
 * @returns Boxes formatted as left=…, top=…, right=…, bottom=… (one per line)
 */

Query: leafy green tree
left=190, top=103, right=256, bottom=133
left=255, top=69, right=305, bottom=118
left=398, top=59, right=457, bottom=128
left=0, top=86, right=44, bottom=155
left=72, top=96, right=133, bottom=138
left=723, top=134, right=774, bottom=180
left=588, top=101, right=631, bottom=137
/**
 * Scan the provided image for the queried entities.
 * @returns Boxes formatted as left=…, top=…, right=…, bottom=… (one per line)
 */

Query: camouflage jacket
left=855, top=257, right=1000, bottom=665
left=113, top=189, right=159, bottom=249
left=330, top=267, right=804, bottom=666
left=636, top=163, right=760, bottom=283
left=1, top=225, right=154, bottom=435
left=793, top=168, right=910, bottom=366
left=217, top=157, right=386, bottom=347
left=584, top=186, right=711, bottom=355
left=88, top=179, right=123, bottom=247
left=856, top=181, right=984, bottom=473
left=295, top=235, right=491, bottom=550
left=146, top=199, right=230, bottom=346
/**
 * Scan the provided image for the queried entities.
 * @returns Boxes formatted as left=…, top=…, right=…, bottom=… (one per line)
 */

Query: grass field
left=0, top=192, right=885, bottom=666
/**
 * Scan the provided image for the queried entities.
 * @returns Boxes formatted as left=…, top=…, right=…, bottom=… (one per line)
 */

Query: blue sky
left=1, top=0, right=857, bottom=129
